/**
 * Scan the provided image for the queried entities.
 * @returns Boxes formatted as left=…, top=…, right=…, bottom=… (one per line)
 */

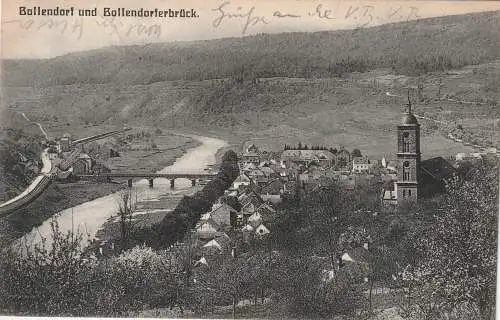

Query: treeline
left=284, top=143, right=331, bottom=151
left=4, top=11, right=499, bottom=87
left=132, top=150, right=240, bottom=249
left=283, top=143, right=362, bottom=157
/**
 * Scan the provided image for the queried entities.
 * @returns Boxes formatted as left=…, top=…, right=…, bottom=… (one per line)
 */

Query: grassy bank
left=0, top=131, right=199, bottom=249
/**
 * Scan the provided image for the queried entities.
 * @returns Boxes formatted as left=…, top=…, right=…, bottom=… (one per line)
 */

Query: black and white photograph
left=0, top=0, right=499, bottom=318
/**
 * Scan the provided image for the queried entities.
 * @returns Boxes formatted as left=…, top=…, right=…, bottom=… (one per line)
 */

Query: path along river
left=17, top=135, right=227, bottom=250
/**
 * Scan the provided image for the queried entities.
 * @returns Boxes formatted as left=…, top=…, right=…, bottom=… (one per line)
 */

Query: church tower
left=396, top=99, right=420, bottom=205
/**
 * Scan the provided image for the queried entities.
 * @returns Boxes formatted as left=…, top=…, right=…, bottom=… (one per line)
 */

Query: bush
left=0, top=220, right=191, bottom=317
left=0, top=220, right=97, bottom=316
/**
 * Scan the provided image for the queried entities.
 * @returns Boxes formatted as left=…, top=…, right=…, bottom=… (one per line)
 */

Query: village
left=159, top=105, right=498, bottom=294
left=0, top=102, right=497, bottom=319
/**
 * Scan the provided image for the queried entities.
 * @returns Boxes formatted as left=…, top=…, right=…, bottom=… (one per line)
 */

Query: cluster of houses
left=455, top=148, right=497, bottom=161
left=183, top=142, right=382, bottom=271
left=44, top=133, right=112, bottom=177
left=240, top=143, right=383, bottom=194
left=176, top=107, right=497, bottom=290
left=45, top=133, right=94, bottom=175
left=192, top=187, right=276, bottom=266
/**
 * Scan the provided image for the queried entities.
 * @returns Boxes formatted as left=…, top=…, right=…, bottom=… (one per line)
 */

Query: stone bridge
left=77, top=172, right=217, bottom=188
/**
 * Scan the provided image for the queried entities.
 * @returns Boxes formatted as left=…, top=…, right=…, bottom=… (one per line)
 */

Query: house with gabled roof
left=209, top=202, right=239, bottom=227
left=259, top=178, right=284, bottom=204
left=239, top=189, right=264, bottom=208
left=352, top=156, right=378, bottom=174
left=231, top=173, right=252, bottom=190
left=257, top=203, right=276, bottom=216
left=241, top=224, right=255, bottom=243
left=298, top=165, right=326, bottom=183
left=202, top=239, right=223, bottom=255
left=248, top=212, right=263, bottom=228
left=261, top=178, right=284, bottom=196
left=196, top=219, right=219, bottom=240
left=194, top=256, right=209, bottom=267
left=241, top=202, right=257, bottom=217
left=201, top=232, right=232, bottom=255
left=246, top=168, right=269, bottom=186
left=281, top=149, right=335, bottom=167
left=242, top=143, right=261, bottom=165
left=255, top=224, right=270, bottom=237
left=418, top=156, right=457, bottom=198
left=242, top=224, right=254, bottom=233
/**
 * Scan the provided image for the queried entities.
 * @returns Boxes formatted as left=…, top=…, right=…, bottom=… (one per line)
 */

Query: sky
left=1, top=0, right=500, bottom=59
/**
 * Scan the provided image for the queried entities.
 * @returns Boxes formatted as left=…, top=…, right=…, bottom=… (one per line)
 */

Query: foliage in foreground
left=0, top=222, right=189, bottom=316
left=0, top=159, right=496, bottom=319
left=396, top=160, right=498, bottom=320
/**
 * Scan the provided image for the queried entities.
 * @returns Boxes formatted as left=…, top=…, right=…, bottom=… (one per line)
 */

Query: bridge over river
left=77, top=172, right=217, bottom=188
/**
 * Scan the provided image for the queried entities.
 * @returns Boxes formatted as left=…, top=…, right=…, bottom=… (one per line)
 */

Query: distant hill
left=1, top=11, right=499, bottom=159
left=2, top=11, right=500, bottom=87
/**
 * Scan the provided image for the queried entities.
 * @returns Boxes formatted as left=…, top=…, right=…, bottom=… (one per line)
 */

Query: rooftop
left=401, top=113, right=419, bottom=125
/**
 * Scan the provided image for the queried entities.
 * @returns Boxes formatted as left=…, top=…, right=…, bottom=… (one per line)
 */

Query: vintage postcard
left=0, top=0, right=499, bottom=319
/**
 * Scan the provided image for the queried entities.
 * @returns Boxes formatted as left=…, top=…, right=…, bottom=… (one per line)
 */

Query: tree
left=197, top=254, right=252, bottom=317
left=403, top=161, right=497, bottom=320
left=0, top=220, right=96, bottom=316
left=352, top=148, right=362, bottom=157
left=116, top=189, right=137, bottom=251
left=272, top=254, right=362, bottom=317
left=302, top=184, right=358, bottom=271
left=219, top=195, right=241, bottom=211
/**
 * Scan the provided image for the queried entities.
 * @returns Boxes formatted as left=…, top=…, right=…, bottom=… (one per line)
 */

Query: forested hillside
left=2, top=11, right=499, bottom=158
left=2, top=11, right=499, bottom=87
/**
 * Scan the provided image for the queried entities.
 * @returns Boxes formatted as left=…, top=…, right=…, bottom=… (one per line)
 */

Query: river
left=17, top=135, right=227, bottom=250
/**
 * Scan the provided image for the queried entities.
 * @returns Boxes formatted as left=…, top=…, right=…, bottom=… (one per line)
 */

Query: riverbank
left=90, top=135, right=229, bottom=252
left=0, top=131, right=199, bottom=249
left=0, top=182, right=125, bottom=248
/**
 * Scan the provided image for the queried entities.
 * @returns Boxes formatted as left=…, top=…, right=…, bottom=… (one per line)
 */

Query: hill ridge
left=2, top=10, right=499, bottom=87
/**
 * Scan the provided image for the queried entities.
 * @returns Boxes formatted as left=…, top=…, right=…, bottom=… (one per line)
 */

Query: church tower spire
left=396, top=95, right=420, bottom=206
